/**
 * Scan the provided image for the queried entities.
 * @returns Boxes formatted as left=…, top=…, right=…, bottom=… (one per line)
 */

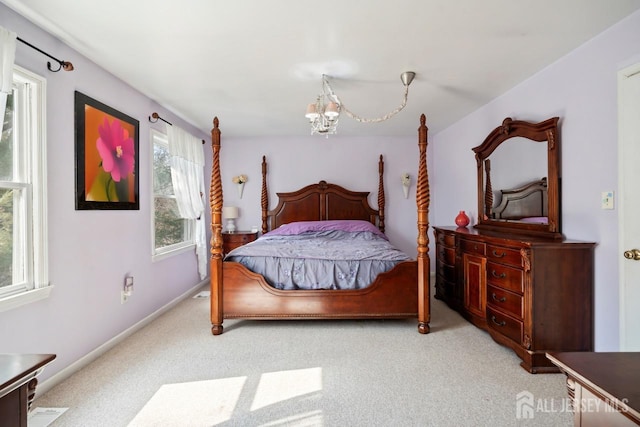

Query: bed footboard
left=220, top=261, right=418, bottom=320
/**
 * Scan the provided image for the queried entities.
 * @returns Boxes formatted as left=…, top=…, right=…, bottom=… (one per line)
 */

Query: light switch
left=601, top=191, right=614, bottom=210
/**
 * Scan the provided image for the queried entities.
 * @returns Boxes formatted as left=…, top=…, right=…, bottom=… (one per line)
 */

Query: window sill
left=0, top=286, right=53, bottom=313
left=152, top=243, right=195, bottom=263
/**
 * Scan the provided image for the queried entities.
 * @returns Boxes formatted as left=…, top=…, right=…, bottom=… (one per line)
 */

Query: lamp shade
left=222, top=206, right=239, bottom=219
left=305, top=103, right=319, bottom=120
left=324, top=101, right=339, bottom=118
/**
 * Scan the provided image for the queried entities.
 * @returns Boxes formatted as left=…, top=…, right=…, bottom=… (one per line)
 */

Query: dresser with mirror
left=433, top=117, right=595, bottom=373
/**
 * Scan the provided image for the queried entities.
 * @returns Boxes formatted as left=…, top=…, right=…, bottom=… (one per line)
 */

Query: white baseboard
left=37, top=272, right=437, bottom=396
left=36, top=279, right=209, bottom=396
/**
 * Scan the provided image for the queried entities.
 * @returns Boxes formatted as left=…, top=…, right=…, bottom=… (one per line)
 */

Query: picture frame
left=74, top=91, right=140, bottom=210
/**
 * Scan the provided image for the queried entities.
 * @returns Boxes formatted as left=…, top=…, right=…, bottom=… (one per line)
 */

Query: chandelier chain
left=326, top=78, right=410, bottom=123
left=307, top=72, right=414, bottom=136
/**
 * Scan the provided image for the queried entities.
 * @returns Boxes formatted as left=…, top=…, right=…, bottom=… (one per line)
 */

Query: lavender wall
left=432, top=10, right=640, bottom=351
left=0, top=4, right=211, bottom=381
left=218, top=135, right=422, bottom=256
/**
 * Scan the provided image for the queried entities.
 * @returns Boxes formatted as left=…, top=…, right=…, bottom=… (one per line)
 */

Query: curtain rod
left=149, top=112, right=172, bottom=125
left=16, top=36, right=74, bottom=72
left=149, top=112, right=205, bottom=144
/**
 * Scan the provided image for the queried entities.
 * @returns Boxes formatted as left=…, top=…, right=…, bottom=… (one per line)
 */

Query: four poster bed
left=208, top=114, right=431, bottom=335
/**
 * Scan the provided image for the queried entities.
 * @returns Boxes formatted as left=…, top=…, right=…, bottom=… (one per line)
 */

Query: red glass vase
left=455, top=210, right=470, bottom=227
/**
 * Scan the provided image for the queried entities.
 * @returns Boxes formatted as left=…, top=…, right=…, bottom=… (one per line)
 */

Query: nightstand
left=222, top=231, right=258, bottom=254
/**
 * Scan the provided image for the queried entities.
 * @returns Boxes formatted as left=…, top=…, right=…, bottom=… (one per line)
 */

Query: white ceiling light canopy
left=305, top=71, right=416, bottom=136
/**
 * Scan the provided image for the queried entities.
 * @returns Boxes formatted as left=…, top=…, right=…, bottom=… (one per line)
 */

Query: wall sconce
left=401, top=173, right=411, bottom=199
left=222, top=206, right=239, bottom=233
left=232, top=175, right=247, bottom=198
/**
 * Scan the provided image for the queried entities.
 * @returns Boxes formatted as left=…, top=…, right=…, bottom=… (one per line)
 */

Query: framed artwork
left=74, top=91, right=139, bottom=210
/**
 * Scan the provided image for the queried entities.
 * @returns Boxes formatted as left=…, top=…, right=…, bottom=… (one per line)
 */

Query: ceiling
left=4, top=0, right=640, bottom=138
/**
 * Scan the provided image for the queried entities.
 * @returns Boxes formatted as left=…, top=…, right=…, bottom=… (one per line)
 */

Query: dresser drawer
left=487, top=245, right=522, bottom=267
left=460, top=239, right=485, bottom=256
left=487, top=284, right=523, bottom=319
left=436, top=231, right=456, bottom=247
left=436, top=274, right=455, bottom=299
left=487, top=262, right=523, bottom=293
left=487, top=306, right=523, bottom=344
left=437, top=245, right=456, bottom=265
left=436, top=262, right=455, bottom=283
left=224, top=233, right=255, bottom=244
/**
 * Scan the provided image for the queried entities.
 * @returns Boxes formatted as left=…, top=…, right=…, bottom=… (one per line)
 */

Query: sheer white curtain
left=0, top=26, right=17, bottom=136
left=166, top=124, right=207, bottom=279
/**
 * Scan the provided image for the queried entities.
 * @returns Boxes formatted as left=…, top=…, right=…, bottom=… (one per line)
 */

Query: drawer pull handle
left=492, top=292, right=507, bottom=303
left=492, top=250, right=506, bottom=258
left=491, top=315, right=506, bottom=327
left=491, top=270, right=506, bottom=279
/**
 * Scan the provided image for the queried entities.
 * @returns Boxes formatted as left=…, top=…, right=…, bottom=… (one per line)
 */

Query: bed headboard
left=493, top=177, right=548, bottom=220
left=261, top=155, right=385, bottom=233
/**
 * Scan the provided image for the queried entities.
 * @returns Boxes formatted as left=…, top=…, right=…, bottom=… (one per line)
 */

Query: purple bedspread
left=224, top=228, right=411, bottom=290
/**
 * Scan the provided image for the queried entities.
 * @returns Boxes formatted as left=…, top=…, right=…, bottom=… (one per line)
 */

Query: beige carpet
left=33, top=288, right=572, bottom=426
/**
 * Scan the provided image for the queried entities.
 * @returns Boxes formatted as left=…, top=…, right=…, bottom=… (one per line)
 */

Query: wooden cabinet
left=433, top=226, right=595, bottom=373
left=222, top=231, right=258, bottom=254
left=461, top=238, right=487, bottom=326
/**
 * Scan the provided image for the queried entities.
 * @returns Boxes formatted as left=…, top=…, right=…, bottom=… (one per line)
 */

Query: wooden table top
left=547, top=352, right=640, bottom=418
left=0, top=354, right=56, bottom=398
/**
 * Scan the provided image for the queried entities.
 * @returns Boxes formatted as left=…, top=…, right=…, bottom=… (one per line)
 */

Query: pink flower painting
left=96, top=117, right=135, bottom=182
left=77, top=93, right=139, bottom=208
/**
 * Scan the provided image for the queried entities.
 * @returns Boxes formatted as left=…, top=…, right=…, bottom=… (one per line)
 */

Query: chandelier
left=305, top=71, right=416, bottom=136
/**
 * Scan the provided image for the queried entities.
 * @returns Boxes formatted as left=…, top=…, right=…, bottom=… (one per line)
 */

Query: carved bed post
left=261, top=156, right=269, bottom=234
left=484, top=159, right=493, bottom=219
left=210, top=117, right=224, bottom=335
left=377, top=155, right=385, bottom=233
left=416, top=114, right=431, bottom=334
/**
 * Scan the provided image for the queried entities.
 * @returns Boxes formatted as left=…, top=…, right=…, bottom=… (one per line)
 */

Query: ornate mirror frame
left=472, top=117, right=562, bottom=239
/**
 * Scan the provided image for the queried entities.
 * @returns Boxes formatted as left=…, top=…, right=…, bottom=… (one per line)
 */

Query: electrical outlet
left=601, top=191, right=614, bottom=210
left=121, top=276, right=133, bottom=304
left=124, top=276, right=134, bottom=296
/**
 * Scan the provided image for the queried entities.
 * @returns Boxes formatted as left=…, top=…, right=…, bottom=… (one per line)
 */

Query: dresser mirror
left=472, top=117, right=562, bottom=239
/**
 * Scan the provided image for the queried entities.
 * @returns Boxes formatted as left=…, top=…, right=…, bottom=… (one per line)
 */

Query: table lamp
left=222, top=206, right=239, bottom=233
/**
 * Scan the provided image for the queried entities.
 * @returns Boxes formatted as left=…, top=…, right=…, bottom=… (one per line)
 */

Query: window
left=151, top=129, right=195, bottom=259
left=0, top=66, right=49, bottom=312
